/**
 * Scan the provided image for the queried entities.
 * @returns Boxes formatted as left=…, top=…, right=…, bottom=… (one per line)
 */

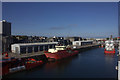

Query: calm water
left=4, top=48, right=118, bottom=78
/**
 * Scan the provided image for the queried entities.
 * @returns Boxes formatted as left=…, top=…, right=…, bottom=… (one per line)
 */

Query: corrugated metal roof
left=11, top=42, right=58, bottom=46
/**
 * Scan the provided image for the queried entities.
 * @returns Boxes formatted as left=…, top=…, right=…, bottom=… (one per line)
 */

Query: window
left=20, top=46, right=26, bottom=54
left=34, top=46, right=38, bottom=52
left=28, top=46, right=32, bottom=53
left=40, top=46, right=43, bottom=51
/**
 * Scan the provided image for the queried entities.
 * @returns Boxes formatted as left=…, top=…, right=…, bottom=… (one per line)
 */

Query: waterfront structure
left=11, top=42, right=58, bottom=54
left=0, top=20, right=12, bottom=53
left=72, top=40, right=93, bottom=46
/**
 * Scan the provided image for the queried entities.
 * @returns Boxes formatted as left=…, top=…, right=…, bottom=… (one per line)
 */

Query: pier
left=8, top=43, right=100, bottom=59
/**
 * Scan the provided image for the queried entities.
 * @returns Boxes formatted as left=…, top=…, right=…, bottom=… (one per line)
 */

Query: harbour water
left=4, top=47, right=118, bottom=78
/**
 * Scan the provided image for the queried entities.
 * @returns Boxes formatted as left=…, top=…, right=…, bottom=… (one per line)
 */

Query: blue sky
left=2, top=2, right=118, bottom=38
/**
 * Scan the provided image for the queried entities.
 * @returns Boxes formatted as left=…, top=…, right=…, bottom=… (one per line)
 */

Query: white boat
left=104, top=40, right=115, bottom=53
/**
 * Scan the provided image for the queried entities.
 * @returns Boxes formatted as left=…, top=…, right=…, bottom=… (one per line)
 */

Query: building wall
left=72, top=41, right=93, bottom=46
left=2, top=21, right=11, bottom=36
left=2, top=36, right=12, bottom=52
left=72, top=41, right=81, bottom=46
left=11, top=43, right=57, bottom=54
left=81, top=42, right=93, bottom=46
left=1, top=20, right=12, bottom=53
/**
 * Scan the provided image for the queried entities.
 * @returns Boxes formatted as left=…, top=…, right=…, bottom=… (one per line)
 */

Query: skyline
left=2, top=2, right=118, bottom=38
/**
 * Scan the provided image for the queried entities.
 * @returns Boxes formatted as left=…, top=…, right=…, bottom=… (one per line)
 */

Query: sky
left=2, top=2, right=118, bottom=38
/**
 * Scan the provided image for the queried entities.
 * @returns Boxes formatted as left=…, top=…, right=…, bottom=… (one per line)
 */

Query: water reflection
left=104, top=52, right=117, bottom=71
left=44, top=55, right=78, bottom=73
left=104, top=53, right=115, bottom=57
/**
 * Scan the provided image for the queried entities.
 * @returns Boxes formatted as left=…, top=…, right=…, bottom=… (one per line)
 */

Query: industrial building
left=72, top=40, right=93, bottom=46
left=11, top=42, right=58, bottom=54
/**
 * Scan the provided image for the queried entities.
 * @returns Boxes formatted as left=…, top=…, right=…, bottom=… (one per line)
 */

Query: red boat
left=104, top=49, right=115, bottom=53
left=25, top=58, right=43, bottom=70
left=104, top=40, right=115, bottom=54
left=2, top=57, right=25, bottom=76
left=1, top=52, right=25, bottom=75
left=44, top=46, right=79, bottom=60
left=2, top=52, right=44, bottom=75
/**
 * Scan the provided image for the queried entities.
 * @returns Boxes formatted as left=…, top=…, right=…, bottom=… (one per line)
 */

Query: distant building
left=64, top=37, right=82, bottom=42
left=2, top=20, right=11, bottom=36
left=72, top=40, right=93, bottom=46
left=0, top=20, right=12, bottom=53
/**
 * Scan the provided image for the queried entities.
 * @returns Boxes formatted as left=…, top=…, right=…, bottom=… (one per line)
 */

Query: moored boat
left=2, top=52, right=44, bottom=76
left=44, top=46, right=79, bottom=60
left=25, top=58, right=43, bottom=70
left=104, top=40, right=115, bottom=54
left=2, top=57, right=25, bottom=76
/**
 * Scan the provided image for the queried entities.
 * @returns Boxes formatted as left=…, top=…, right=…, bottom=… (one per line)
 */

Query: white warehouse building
left=11, top=42, right=58, bottom=54
left=72, top=40, right=93, bottom=46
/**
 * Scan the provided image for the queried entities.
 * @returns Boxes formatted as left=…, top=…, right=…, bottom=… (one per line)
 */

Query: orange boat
left=44, top=46, right=79, bottom=60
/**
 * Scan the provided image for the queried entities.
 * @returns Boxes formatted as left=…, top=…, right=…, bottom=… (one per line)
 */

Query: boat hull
left=25, top=61, right=43, bottom=70
left=104, top=49, right=115, bottom=54
left=2, top=58, right=44, bottom=75
left=44, top=50, right=78, bottom=60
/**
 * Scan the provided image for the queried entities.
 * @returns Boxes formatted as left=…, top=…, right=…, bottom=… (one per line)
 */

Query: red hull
left=25, top=61, right=43, bottom=70
left=2, top=62, right=9, bottom=75
left=44, top=50, right=78, bottom=60
left=104, top=49, right=115, bottom=53
left=2, top=58, right=19, bottom=75
left=2, top=57, right=44, bottom=75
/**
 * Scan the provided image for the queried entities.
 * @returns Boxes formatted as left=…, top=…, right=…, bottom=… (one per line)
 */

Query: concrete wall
left=11, top=43, right=56, bottom=54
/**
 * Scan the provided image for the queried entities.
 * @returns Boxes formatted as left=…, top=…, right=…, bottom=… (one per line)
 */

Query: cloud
left=49, top=24, right=78, bottom=30
left=49, top=26, right=65, bottom=30
left=68, top=24, right=78, bottom=27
